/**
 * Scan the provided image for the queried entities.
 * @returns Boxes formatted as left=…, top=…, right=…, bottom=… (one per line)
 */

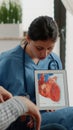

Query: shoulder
left=0, top=45, right=24, bottom=72
left=0, top=45, right=23, bottom=63
left=0, top=45, right=23, bottom=59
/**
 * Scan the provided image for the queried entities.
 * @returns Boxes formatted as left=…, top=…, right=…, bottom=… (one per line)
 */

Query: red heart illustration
left=38, top=74, right=60, bottom=102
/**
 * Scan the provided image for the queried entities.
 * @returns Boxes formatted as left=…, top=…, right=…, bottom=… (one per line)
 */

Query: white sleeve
left=0, top=96, right=28, bottom=130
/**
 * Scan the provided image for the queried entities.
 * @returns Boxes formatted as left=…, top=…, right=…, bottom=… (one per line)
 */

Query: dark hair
left=28, top=16, right=58, bottom=42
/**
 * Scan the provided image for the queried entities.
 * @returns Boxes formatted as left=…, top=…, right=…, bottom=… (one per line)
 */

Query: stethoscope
left=23, top=43, right=59, bottom=97
left=48, top=54, right=59, bottom=70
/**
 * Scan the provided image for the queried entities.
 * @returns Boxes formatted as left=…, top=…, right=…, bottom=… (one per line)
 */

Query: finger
left=0, top=86, right=13, bottom=99
left=0, top=94, right=4, bottom=103
left=4, top=90, right=13, bottom=98
left=27, top=120, right=34, bottom=128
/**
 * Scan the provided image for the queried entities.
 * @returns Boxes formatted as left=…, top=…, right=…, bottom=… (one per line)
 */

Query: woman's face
left=27, top=37, right=55, bottom=60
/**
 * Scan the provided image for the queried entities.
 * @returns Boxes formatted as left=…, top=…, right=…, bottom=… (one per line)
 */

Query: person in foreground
left=0, top=86, right=67, bottom=130
left=0, top=86, right=41, bottom=130
left=0, top=16, right=73, bottom=130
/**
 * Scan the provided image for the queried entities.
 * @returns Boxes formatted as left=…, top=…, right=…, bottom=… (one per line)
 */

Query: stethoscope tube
left=48, top=54, right=59, bottom=70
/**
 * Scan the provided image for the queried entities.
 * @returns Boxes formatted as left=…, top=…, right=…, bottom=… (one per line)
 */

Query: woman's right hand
left=0, top=86, right=12, bottom=102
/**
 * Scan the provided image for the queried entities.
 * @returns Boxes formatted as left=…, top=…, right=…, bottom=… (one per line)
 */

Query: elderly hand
left=19, top=96, right=41, bottom=130
left=0, top=86, right=12, bottom=102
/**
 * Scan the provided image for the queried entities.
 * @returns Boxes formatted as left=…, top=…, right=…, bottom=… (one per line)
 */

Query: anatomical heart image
left=38, top=74, right=60, bottom=102
left=35, top=70, right=69, bottom=110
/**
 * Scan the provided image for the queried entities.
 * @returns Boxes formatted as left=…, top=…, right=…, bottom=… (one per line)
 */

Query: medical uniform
left=0, top=45, right=72, bottom=130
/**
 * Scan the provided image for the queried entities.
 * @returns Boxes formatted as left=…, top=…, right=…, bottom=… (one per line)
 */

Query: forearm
left=0, top=96, right=28, bottom=130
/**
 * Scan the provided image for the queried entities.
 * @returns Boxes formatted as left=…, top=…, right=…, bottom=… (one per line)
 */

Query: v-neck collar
left=24, top=50, right=48, bottom=67
left=19, top=45, right=50, bottom=67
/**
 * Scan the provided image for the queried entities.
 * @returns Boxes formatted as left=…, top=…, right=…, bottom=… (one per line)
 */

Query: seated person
left=0, top=86, right=67, bottom=130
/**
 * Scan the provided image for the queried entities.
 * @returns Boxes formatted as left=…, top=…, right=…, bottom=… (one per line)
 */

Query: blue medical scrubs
left=0, top=45, right=72, bottom=130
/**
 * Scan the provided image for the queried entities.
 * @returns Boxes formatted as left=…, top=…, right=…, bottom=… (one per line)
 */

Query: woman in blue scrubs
left=0, top=16, right=72, bottom=130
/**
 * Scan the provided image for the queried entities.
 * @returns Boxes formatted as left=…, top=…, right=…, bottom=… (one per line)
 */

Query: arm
left=0, top=96, right=41, bottom=130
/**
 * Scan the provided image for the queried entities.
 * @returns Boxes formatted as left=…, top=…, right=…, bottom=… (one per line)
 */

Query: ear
left=26, top=35, right=31, bottom=43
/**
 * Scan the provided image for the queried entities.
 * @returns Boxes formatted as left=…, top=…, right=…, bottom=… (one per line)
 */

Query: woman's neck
left=23, top=43, right=39, bottom=64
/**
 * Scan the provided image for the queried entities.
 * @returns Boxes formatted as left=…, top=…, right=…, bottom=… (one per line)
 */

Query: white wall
left=21, top=0, right=54, bottom=31
left=0, top=40, right=20, bottom=53
left=66, top=11, right=73, bottom=106
left=0, top=24, right=23, bottom=53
